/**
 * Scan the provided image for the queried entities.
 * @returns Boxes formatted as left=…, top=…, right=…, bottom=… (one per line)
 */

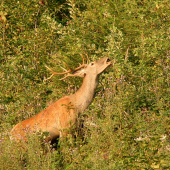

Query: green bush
left=0, top=0, right=169, bottom=169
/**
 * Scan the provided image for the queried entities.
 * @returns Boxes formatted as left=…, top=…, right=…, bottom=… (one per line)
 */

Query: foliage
left=0, top=0, right=169, bottom=169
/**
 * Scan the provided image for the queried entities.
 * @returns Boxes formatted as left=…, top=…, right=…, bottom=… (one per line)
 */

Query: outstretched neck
left=71, top=74, right=99, bottom=113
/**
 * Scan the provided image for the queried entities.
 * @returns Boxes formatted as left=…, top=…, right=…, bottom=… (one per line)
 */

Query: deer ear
left=72, top=69, right=86, bottom=78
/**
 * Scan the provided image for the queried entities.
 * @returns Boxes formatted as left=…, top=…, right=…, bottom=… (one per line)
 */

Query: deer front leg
left=59, top=131, right=68, bottom=138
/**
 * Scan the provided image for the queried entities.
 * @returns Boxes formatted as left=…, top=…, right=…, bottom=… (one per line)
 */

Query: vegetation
left=0, top=0, right=169, bottom=169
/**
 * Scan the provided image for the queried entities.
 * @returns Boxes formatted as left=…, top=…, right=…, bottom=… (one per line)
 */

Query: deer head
left=80, top=57, right=111, bottom=75
left=45, top=55, right=111, bottom=80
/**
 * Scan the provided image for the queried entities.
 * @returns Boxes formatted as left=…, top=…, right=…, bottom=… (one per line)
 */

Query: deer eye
left=91, top=62, right=94, bottom=66
left=107, top=58, right=110, bottom=62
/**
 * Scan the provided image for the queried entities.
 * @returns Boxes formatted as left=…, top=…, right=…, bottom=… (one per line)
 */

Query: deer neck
left=71, top=74, right=99, bottom=113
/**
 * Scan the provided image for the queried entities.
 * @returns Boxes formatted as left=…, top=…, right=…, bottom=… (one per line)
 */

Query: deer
left=10, top=55, right=111, bottom=142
